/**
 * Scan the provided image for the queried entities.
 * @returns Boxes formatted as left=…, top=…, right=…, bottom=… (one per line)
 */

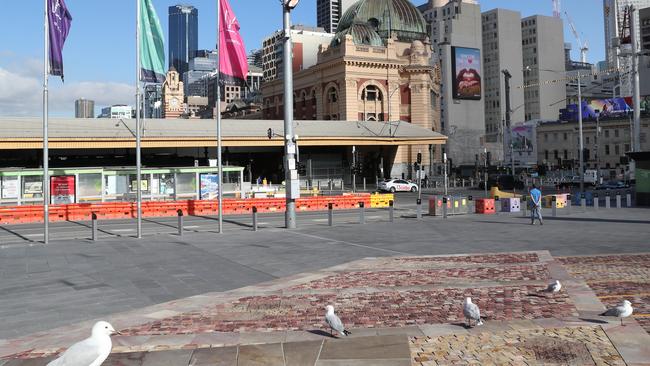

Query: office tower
left=75, top=98, right=95, bottom=118
left=521, top=15, right=566, bottom=121
left=317, top=0, right=355, bottom=33
left=169, top=5, right=198, bottom=77
left=184, top=51, right=218, bottom=97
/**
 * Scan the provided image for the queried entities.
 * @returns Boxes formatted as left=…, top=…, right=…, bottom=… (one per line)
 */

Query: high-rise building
left=247, top=49, right=264, bottom=69
left=98, top=105, right=133, bottom=119
left=262, top=25, right=334, bottom=82
left=521, top=15, right=566, bottom=121
left=144, top=84, right=163, bottom=118
left=168, top=5, right=198, bottom=77
left=317, top=0, right=355, bottom=33
left=183, top=51, right=217, bottom=97
left=481, top=8, right=525, bottom=144
left=75, top=98, right=94, bottom=118
left=244, top=65, right=263, bottom=102
left=604, top=0, right=650, bottom=96
left=421, top=0, right=485, bottom=166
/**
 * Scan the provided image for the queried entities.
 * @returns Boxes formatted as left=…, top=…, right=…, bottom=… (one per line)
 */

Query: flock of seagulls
left=40, top=279, right=637, bottom=365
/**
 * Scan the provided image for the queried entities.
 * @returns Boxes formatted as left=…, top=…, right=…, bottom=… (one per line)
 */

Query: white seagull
left=601, top=300, right=634, bottom=326
left=47, top=321, right=120, bottom=366
left=543, top=280, right=562, bottom=294
left=325, top=305, right=351, bottom=337
left=463, top=297, right=483, bottom=327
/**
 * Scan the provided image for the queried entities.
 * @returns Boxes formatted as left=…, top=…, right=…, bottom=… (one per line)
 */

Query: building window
left=605, top=144, right=610, bottom=155
left=625, top=144, right=630, bottom=152
left=605, top=129, right=609, bottom=138
left=544, top=150, right=549, bottom=160
left=563, top=132, right=567, bottom=141
left=564, top=149, right=568, bottom=159
left=615, top=129, right=619, bottom=138
left=328, top=87, right=338, bottom=103
left=586, top=136, right=590, bottom=144
left=615, top=144, right=620, bottom=155
left=554, top=150, right=558, bottom=160
left=362, top=85, right=382, bottom=101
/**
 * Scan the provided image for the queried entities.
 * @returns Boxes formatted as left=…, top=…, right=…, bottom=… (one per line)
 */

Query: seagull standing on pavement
left=47, top=321, right=120, bottom=366
left=325, top=305, right=351, bottom=337
left=543, top=280, right=562, bottom=294
left=601, top=300, right=634, bottom=326
left=463, top=297, right=483, bottom=327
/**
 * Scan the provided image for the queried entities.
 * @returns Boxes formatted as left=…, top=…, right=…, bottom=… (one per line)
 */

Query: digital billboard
left=451, top=47, right=482, bottom=100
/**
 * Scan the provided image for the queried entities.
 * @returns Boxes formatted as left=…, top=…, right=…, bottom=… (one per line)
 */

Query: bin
left=475, top=198, right=495, bottom=214
left=501, top=197, right=521, bottom=212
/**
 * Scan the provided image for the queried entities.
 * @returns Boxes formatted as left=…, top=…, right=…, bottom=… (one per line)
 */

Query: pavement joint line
left=286, top=231, right=412, bottom=256
left=598, top=293, right=650, bottom=299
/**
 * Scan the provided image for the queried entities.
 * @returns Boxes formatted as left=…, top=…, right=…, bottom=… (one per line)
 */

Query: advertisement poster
left=200, top=173, right=219, bottom=200
left=1, top=177, right=18, bottom=199
left=511, top=124, right=534, bottom=152
left=561, top=97, right=632, bottom=121
left=452, top=47, right=482, bottom=100
left=51, top=175, right=76, bottom=204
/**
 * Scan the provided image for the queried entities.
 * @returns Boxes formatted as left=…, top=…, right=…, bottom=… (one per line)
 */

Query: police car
left=377, top=179, right=419, bottom=193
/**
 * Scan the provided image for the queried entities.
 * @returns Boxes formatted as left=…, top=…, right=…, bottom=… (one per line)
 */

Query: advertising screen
left=452, top=47, right=482, bottom=100
left=51, top=175, right=76, bottom=204
left=200, top=173, right=219, bottom=200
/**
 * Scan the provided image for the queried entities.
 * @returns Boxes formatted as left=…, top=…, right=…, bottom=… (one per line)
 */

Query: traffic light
left=267, top=128, right=272, bottom=140
left=416, top=152, right=422, bottom=164
left=297, top=163, right=306, bottom=175
left=413, top=162, right=419, bottom=172
left=447, top=158, right=453, bottom=173
left=486, top=152, right=491, bottom=165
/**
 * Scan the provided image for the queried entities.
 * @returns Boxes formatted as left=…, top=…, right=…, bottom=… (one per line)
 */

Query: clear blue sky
left=0, top=0, right=604, bottom=116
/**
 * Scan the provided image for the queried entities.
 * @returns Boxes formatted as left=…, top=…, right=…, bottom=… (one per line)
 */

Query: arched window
left=362, top=85, right=382, bottom=102
left=311, top=89, right=316, bottom=106
left=328, top=87, right=338, bottom=103
left=301, top=91, right=307, bottom=107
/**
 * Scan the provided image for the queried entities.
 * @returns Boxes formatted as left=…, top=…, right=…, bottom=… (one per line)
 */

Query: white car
left=378, top=179, right=418, bottom=193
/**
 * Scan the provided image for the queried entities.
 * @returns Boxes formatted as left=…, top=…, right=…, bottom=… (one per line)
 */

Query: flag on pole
left=219, top=0, right=248, bottom=85
left=47, top=0, right=72, bottom=81
left=139, top=0, right=165, bottom=83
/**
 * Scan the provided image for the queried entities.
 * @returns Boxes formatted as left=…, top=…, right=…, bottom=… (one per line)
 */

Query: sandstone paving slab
left=318, top=334, right=410, bottom=361
left=237, top=343, right=285, bottom=366
left=283, top=340, right=323, bottom=366
left=187, top=346, right=238, bottom=366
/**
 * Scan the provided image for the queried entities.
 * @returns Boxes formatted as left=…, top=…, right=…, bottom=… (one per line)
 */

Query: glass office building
left=168, top=5, right=198, bottom=77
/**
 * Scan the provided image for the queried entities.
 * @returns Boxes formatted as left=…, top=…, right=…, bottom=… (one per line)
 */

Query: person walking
left=529, top=184, right=543, bottom=225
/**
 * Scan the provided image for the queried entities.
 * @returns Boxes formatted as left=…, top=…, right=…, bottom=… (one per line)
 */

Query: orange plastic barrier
left=475, top=198, right=496, bottom=214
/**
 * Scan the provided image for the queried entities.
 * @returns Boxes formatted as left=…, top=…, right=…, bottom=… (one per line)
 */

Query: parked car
left=595, top=181, right=630, bottom=190
left=378, top=179, right=418, bottom=193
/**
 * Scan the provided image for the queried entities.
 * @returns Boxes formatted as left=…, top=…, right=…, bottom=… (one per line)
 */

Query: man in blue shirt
left=529, top=184, right=543, bottom=225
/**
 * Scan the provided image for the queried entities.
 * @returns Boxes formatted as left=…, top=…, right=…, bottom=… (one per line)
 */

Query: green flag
left=140, top=0, right=165, bottom=83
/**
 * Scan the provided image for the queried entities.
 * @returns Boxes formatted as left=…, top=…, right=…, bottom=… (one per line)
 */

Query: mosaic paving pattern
left=290, top=265, right=551, bottom=290
left=120, top=285, right=576, bottom=336
left=394, top=253, right=540, bottom=265
left=410, top=326, right=625, bottom=366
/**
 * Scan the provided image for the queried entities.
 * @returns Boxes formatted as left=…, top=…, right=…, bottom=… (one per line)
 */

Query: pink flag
left=219, top=0, right=248, bottom=85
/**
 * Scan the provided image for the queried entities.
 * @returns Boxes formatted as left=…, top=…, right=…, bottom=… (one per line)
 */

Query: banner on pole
left=48, top=0, right=72, bottom=81
left=140, top=0, right=165, bottom=83
left=219, top=0, right=249, bottom=85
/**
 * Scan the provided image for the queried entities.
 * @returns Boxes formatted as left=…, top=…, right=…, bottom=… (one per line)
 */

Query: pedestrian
left=423, top=175, right=429, bottom=188
left=529, top=184, right=543, bottom=225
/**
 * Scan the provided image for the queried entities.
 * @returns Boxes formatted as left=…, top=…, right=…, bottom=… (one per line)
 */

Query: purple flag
left=48, top=0, right=72, bottom=81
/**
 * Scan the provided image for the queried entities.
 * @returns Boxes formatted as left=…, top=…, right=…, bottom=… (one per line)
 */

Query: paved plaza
left=0, top=199, right=649, bottom=364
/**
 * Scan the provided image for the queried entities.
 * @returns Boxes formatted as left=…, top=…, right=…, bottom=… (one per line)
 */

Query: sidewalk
left=2, top=250, right=649, bottom=365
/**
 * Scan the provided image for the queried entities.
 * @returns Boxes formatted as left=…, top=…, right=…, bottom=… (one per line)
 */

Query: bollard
left=177, top=209, right=184, bottom=236
left=462, top=179, right=465, bottom=188
left=416, top=198, right=422, bottom=220
left=389, top=200, right=394, bottom=222
left=522, top=195, right=528, bottom=217
left=252, top=206, right=258, bottom=231
left=580, top=193, right=586, bottom=211
left=605, top=193, right=611, bottom=209
left=467, top=195, right=473, bottom=214
left=359, top=202, right=366, bottom=224
left=594, top=193, right=599, bottom=210
left=442, top=196, right=448, bottom=219
left=329, top=180, right=333, bottom=195
left=91, top=212, right=98, bottom=241
left=616, top=192, right=621, bottom=209
left=627, top=191, right=632, bottom=207
left=328, top=203, right=333, bottom=226
left=363, top=177, right=366, bottom=191
left=552, top=196, right=557, bottom=217
left=566, top=194, right=571, bottom=214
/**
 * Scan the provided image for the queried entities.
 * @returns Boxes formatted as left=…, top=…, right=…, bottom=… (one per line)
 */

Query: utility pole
left=502, top=70, right=513, bottom=176
left=631, top=5, right=641, bottom=153
left=282, top=0, right=299, bottom=229
left=577, top=71, right=585, bottom=193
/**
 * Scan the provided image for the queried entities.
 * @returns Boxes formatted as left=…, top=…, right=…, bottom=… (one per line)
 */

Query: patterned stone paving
left=410, top=326, right=626, bottom=366
left=290, top=265, right=551, bottom=290
left=120, top=285, right=576, bottom=336
left=393, top=253, right=540, bottom=265
left=560, top=254, right=650, bottom=334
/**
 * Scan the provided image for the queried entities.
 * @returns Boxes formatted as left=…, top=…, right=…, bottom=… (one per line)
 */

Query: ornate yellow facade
left=162, top=67, right=185, bottom=119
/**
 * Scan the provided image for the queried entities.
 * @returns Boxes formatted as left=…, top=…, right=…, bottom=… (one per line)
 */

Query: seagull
left=47, top=321, right=120, bottom=366
left=325, top=305, right=351, bottom=337
left=463, top=297, right=483, bottom=327
left=600, top=300, right=634, bottom=326
left=542, top=280, right=562, bottom=294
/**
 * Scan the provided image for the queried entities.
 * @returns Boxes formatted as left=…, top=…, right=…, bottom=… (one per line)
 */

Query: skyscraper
left=168, top=5, right=198, bottom=77
left=75, top=98, right=95, bottom=118
left=317, top=0, right=355, bottom=33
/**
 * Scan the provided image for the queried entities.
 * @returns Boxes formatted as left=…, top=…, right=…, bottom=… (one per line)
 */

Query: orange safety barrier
left=475, top=198, right=496, bottom=214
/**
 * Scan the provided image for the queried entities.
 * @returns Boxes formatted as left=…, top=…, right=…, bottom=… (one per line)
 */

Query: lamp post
left=282, top=0, right=299, bottom=229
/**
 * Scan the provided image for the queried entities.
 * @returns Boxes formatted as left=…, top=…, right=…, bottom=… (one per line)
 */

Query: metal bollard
left=522, top=195, right=528, bottom=217
left=566, top=194, right=571, bottom=215
left=252, top=206, right=258, bottom=231
left=605, top=193, right=611, bottom=209
left=416, top=198, right=422, bottom=220
left=467, top=195, right=474, bottom=214
left=328, top=203, right=333, bottom=226
left=389, top=200, right=394, bottom=222
left=594, top=193, right=599, bottom=210
left=359, top=202, right=366, bottom=224
left=177, top=209, right=183, bottom=236
left=616, top=193, right=621, bottom=209
left=462, top=179, right=465, bottom=188
left=580, top=193, right=586, bottom=211
left=363, top=177, right=366, bottom=191
left=552, top=196, right=557, bottom=217
left=91, top=212, right=98, bottom=241
left=627, top=191, right=632, bottom=207
left=442, top=196, right=448, bottom=219
left=494, top=195, right=499, bottom=215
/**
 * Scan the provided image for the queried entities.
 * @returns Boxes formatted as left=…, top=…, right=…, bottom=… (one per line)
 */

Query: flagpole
left=136, top=0, right=143, bottom=238
left=217, top=0, right=223, bottom=233
left=43, top=0, right=50, bottom=244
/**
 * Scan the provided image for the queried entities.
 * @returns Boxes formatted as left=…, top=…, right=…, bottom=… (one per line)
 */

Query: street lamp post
left=282, top=0, right=299, bottom=229
left=577, top=71, right=585, bottom=193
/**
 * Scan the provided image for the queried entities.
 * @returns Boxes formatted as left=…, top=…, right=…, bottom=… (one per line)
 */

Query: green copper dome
left=336, top=0, right=427, bottom=43
left=331, top=22, right=384, bottom=47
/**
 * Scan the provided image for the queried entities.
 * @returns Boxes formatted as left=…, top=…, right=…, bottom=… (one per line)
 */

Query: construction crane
left=565, top=11, right=589, bottom=63
left=552, top=0, right=561, bottom=18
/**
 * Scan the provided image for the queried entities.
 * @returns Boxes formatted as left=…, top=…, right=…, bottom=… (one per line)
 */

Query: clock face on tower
left=170, top=97, right=179, bottom=109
